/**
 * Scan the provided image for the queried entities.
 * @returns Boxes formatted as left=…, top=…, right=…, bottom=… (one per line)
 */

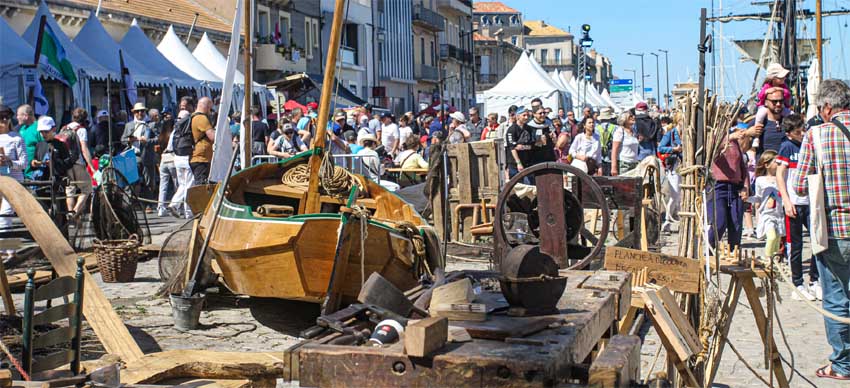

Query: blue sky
left=501, top=0, right=850, bottom=102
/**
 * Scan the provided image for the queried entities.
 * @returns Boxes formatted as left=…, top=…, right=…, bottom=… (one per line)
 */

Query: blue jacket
left=658, top=127, right=682, bottom=154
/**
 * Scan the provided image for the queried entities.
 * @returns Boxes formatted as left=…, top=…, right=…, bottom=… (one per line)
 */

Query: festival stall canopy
left=157, top=26, right=221, bottom=83
left=74, top=12, right=169, bottom=87
left=550, top=69, right=579, bottom=109
left=120, top=20, right=200, bottom=89
left=22, top=2, right=114, bottom=81
left=1, top=17, right=38, bottom=108
left=483, top=51, right=569, bottom=116
left=600, top=89, right=621, bottom=112
left=192, top=33, right=246, bottom=84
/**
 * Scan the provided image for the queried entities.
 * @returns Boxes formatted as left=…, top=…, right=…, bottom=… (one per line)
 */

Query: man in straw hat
left=123, top=102, right=157, bottom=211
left=596, top=107, right=618, bottom=175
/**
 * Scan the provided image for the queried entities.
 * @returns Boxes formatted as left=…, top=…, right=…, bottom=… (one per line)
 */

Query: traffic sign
left=644, top=88, right=653, bottom=92
left=609, top=85, right=633, bottom=93
left=610, top=79, right=633, bottom=85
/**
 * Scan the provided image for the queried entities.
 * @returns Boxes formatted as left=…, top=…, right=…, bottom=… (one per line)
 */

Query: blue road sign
left=611, top=79, right=633, bottom=85
left=644, top=88, right=653, bottom=92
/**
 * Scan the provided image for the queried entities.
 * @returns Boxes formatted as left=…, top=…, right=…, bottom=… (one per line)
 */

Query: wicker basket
left=93, top=234, right=140, bottom=283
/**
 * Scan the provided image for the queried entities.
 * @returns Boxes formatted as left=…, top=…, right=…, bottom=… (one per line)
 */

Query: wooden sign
left=603, top=247, right=700, bottom=294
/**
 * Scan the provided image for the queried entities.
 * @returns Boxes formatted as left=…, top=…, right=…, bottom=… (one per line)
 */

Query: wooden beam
left=120, top=350, right=284, bottom=385
left=404, top=317, right=448, bottom=357
left=0, top=177, right=143, bottom=361
left=588, top=335, right=642, bottom=387
left=740, top=276, right=789, bottom=388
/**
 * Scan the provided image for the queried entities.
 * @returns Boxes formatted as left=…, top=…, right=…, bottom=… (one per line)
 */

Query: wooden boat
left=197, top=152, right=441, bottom=304
left=189, top=0, right=440, bottom=308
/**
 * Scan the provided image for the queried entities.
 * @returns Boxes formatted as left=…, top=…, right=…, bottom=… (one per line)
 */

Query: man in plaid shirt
left=794, top=79, right=850, bottom=381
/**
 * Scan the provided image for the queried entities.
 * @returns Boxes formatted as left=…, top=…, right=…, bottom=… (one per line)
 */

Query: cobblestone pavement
left=10, top=213, right=842, bottom=387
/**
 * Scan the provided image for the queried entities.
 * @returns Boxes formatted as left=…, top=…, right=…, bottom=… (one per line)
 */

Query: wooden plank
left=32, top=326, right=74, bottom=349
left=450, top=315, right=558, bottom=340
left=0, top=260, right=14, bottom=315
left=31, top=349, right=75, bottom=373
left=704, top=278, right=743, bottom=386
left=120, top=350, right=284, bottom=385
left=641, top=289, right=693, bottom=361
left=404, top=317, right=448, bottom=357
left=740, top=276, right=789, bottom=388
left=432, top=303, right=487, bottom=322
left=588, top=335, right=642, bottom=387
left=604, top=247, right=701, bottom=294
left=184, top=219, right=200, bottom=286
left=430, top=278, right=474, bottom=307
left=0, top=177, right=143, bottom=361
left=580, top=271, right=632, bottom=320
left=656, top=287, right=701, bottom=356
left=32, top=303, right=75, bottom=326
left=535, top=171, right=568, bottom=267
left=33, top=277, right=76, bottom=302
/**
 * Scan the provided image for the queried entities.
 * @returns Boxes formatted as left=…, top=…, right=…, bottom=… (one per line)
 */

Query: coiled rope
left=280, top=152, right=359, bottom=197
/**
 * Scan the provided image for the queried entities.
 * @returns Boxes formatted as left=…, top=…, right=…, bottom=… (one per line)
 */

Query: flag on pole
left=118, top=50, right=137, bottom=106
left=33, top=78, right=49, bottom=115
left=39, top=23, right=76, bottom=87
left=274, top=22, right=282, bottom=45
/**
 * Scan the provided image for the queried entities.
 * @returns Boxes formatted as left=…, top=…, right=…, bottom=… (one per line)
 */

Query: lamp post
left=627, top=52, right=645, bottom=99
left=650, top=52, right=660, bottom=108
left=579, top=24, right=594, bottom=110
left=659, top=49, right=671, bottom=109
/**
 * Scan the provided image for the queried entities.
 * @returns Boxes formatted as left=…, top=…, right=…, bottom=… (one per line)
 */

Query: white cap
left=96, top=110, right=109, bottom=119
left=449, top=111, right=466, bottom=123
left=766, top=63, right=790, bottom=79
left=37, top=116, right=55, bottom=132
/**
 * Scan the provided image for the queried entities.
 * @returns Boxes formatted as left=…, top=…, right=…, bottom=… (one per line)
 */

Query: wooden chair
left=21, top=257, right=85, bottom=377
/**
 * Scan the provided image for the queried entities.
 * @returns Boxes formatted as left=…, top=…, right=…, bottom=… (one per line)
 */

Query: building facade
left=375, top=0, right=415, bottom=114
left=320, top=0, right=374, bottom=105
left=523, top=20, right=575, bottom=80
left=436, top=0, right=474, bottom=112
left=252, top=0, right=318, bottom=84
left=411, top=0, right=444, bottom=111
left=472, top=2, right=523, bottom=92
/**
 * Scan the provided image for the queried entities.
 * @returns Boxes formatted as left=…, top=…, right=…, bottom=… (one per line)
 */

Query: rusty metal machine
left=494, top=163, right=611, bottom=315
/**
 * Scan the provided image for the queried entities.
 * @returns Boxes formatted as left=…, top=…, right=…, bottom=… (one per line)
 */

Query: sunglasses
left=767, top=98, right=783, bottom=105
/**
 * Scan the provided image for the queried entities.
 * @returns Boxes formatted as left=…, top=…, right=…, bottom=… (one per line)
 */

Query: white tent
left=121, top=20, right=199, bottom=90
left=600, top=89, right=621, bottom=112
left=157, top=26, right=221, bottom=85
left=482, top=51, right=569, bottom=116
left=549, top=69, right=579, bottom=109
left=192, top=33, right=246, bottom=84
left=584, top=80, right=610, bottom=109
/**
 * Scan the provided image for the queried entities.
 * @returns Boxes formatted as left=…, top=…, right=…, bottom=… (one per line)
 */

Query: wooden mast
left=816, top=0, right=823, bottom=80
left=302, top=0, right=346, bottom=214
left=242, top=0, right=253, bottom=169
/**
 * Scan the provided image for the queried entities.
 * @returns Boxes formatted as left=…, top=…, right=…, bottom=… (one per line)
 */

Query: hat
left=131, top=102, right=147, bottom=112
left=357, top=133, right=378, bottom=146
left=508, top=105, right=518, bottom=114
left=515, top=106, right=528, bottom=115
left=344, top=130, right=357, bottom=142
left=449, top=111, right=466, bottom=123
left=635, top=102, right=649, bottom=110
left=334, top=111, right=346, bottom=120
left=96, top=110, right=109, bottom=119
left=381, top=112, right=394, bottom=120
left=306, top=102, right=319, bottom=110
left=37, top=116, right=56, bottom=132
left=281, top=122, right=294, bottom=132
left=363, top=103, right=373, bottom=111
left=598, top=107, right=616, bottom=120
left=766, top=63, right=790, bottom=79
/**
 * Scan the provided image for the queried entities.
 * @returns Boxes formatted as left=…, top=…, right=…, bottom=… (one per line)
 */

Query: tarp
left=22, top=2, right=113, bottom=81
left=157, top=26, right=221, bottom=84
left=74, top=12, right=170, bottom=88
left=0, top=17, right=36, bottom=108
left=483, top=51, right=567, bottom=116
left=120, top=20, right=200, bottom=90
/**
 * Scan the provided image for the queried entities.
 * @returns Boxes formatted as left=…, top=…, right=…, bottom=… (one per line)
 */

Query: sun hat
left=131, top=102, right=147, bottom=112
left=358, top=133, right=378, bottom=146
left=598, top=107, right=616, bottom=120
left=449, top=111, right=466, bottom=123
left=766, top=63, right=790, bottom=79
left=37, top=116, right=56, bottom=132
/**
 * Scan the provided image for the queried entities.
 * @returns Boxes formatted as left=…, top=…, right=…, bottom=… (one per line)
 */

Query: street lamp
left=650, top=52, right=660, bottom=108
left=659, top=49, right=671, bottom=109
left=627, top=52, right=645, bottom=99
left=579, top=24, right=593, bottom=109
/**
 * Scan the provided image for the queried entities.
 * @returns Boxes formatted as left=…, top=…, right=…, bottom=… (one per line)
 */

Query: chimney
left=540, top=20, right=547, bottom=28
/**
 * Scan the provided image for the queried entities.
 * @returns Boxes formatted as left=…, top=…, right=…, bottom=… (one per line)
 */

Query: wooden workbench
left=295, top=270, right=631, bottom=387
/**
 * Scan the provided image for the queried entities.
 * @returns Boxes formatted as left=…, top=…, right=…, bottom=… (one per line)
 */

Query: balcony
left=413, top=5, right=445, bottom=32
left=440, top=44, right=473, bottom=63
left=436, top=0, right=472, bottom=14
left=255, top=43, right=306, bottom=73
left=538, top=58, right=573, bottom=67
left=415, top=63, right=439, bottom=82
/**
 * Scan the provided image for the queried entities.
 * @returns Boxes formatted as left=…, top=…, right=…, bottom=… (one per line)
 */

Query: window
left=312, top=19, right=319, bottom=51
left=430, top=40, right=435, bottom=65
left=529, top=49, right=535, bottom=58
left=420, top=37, right=425, bottom=65
left=257, top=5, right=271, bottom=41
left=511, top=36, right=517, bottom=46
left=278, top=12, right=290, bottom=45
left=554, top=49, right=561, bottom=62
left=304, top=19, right=312, bottom=58
left=540, top=49, right=548, bottom=63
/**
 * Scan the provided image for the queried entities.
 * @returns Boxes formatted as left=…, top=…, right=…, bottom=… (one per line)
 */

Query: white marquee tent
left=157, top=26, right=222, bottom=89
left=482, top=51, right=570, bottom=116
left=600, top=89, right=621, bottom=112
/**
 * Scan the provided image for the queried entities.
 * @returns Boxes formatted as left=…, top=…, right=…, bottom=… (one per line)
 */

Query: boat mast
left=242, top=0, right=253, bottom=168
left=303, top=0, right=346, bottom=214
left=816, top=0, right=823, bottom=80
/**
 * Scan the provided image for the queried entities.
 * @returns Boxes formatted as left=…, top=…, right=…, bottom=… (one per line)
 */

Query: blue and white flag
left=33, top=76, right=49, bottom=115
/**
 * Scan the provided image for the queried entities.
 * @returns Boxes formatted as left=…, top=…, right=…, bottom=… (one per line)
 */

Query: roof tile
left=523, top=20, right=571, bottom=37
left=473, top=2, right=520, bottom=14
left=65, top=0, right=231, bottom=33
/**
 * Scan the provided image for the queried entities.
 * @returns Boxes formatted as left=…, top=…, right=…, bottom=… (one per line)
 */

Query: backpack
left=597, top=123, right=617, bottom=158
left=57, top=125, right=81, bottom=164
left=174, top=113, right=204, bottom=157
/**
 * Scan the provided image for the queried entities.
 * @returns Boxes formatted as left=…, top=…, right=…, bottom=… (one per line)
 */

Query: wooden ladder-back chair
left=21, top=257, right=85, bottom=376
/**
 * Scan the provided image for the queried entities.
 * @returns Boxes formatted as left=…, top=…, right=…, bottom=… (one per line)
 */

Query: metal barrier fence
left=249, top=153, right=383, bottom=183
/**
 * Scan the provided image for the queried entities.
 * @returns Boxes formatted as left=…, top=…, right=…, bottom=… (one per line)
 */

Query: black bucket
left=170, top=293, right=205, bottom=331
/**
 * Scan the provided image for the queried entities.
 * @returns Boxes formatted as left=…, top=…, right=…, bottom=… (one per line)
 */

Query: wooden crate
left=433, top=140, right=504, bottom=242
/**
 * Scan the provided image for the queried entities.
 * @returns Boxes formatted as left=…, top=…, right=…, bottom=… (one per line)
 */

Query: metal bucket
left=170, top=293, right=205, bottom=331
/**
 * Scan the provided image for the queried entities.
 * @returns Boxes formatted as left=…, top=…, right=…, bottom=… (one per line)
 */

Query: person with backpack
left=59, top=108, right=94, bottom=219
left=168, top=110, right=195, bottom=218
left=596, top=107, right=619, bottom=175
left=31, top=116, right=74, bottom=182
left=634, top=102, right=662, bottom=161
left=188, top=97, right=215, bottom=184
